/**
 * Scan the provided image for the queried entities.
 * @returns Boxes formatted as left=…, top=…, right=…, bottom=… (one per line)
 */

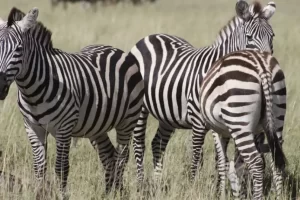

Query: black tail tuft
left=265, top=129, right=287, bottom=171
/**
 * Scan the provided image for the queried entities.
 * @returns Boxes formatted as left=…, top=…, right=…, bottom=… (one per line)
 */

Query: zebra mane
left=213, top=16, right=242, bottom=46
left=7, top=7, right=53, bottom=48
left=213, top=1, right=264, bottom=46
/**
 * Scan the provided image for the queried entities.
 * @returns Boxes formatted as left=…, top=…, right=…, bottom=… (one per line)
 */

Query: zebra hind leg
left=269, top=154, right=284, bottom=200
left=151, top=122, right=174, bottom=184
left=132, top=106, right=149, bottom=191
left=259, top=139, right=284, bottom=200
left=212, top=132, right=230, bottom=199
left=190, top=123, right=208, bottom=181
left=231, top=130, right=264, bottom=200
left=91, top=134, right=115, bottom=194
left=114, top=115, right=142, bottom=194
left=229, top=132, right=267, bottom=199
left=229, top=148, right=248, bottom=199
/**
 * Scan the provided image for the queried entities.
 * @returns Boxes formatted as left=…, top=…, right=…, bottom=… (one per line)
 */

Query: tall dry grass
left=0, top=0, right=299, bottom=199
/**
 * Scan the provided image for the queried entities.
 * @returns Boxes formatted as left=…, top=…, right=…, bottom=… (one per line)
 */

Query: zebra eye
left=246, top=35, right=253, bottom=41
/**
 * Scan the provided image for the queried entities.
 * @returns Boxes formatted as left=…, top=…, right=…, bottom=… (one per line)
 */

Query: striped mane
left=7, top=7, right=53, bottom=48
left=213, top=1, right=264, bottom=47
left=213, top=16, right=243, bottom=46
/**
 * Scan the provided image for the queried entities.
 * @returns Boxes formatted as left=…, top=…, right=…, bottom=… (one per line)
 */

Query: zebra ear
left=7, top=7, right=26, bottom=27
left=261, top=2, right=276, bottom=20
left=17, top=7, right=39, bottom=32
left=236, top=0, right=251, bottom=21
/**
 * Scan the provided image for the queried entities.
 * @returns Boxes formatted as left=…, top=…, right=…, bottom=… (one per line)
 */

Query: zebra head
left=0, top=7, right=38, bottom=100
left=235, top=0, right=276, bottom=53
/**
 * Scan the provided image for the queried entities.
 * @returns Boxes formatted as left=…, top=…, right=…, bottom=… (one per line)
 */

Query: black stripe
left=272, top=88, right=286, bottom=96
left=221, top=108, right=251, bottom=117
left=223, top=118, right=249, bottom=126
left=276, top=103, right=286, bottom=109
left=228, top=102, right=255, bottom=107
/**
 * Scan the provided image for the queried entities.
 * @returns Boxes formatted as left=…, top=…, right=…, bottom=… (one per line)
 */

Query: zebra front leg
left=55, top=131, right=72, bottom=198
left=190, top=124, right=208, bottom=181
left=231, top=131, right=264, bottom=200
left=92, top=133, right=116, bottom=193
left=212, top=132, right=230, bottom=199
left=133, top=107, right=149, bottom=189
left=151, top=122, right=174, bottom=183
left=24, top=119, right=49, bottom=198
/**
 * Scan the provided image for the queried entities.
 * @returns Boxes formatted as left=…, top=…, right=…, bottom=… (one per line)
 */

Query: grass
left=0, top=0, right=299, bottom=199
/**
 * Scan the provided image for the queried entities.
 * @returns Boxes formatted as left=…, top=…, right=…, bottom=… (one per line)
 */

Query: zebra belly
left=143, top=98, right=191, bottom=129
left=72, top=99, right=122, bottom=138
left=19, top=101, right=78, bottom=137
left=19, top=95, right=115, bottom=138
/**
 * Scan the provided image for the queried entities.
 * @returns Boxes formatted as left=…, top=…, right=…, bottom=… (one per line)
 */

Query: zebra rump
left=199, top=49, right=287, bottom=199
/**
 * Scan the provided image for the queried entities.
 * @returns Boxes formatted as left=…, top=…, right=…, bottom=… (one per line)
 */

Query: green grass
left=0, top=0, right=299, bottom=199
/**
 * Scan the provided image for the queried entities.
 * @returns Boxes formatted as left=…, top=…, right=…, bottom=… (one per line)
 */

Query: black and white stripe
left=199, top=49, right=287, bottom=200
left=130, top=0, right=277, bottom=194
left=0, top=7, right=144, bottom=196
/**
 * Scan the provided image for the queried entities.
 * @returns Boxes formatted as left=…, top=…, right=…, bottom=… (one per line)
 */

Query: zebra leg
left=55, top=132, right=72, bottom=198
left=114, top=107, right=142, bottom=192
left=260, top=135, right=284, bottom=200
left=230, top=132, right=267, bottom=199
left=269, top=154, right=284, bottom=200
left=212, top=132, right=230, bottom=199
left=271, top=74, right=286, bottom=199
left=91, top=133, right=116, bottom=193
left=231, top=131, right=264, bottom=200
left=229, top=148, right=247, bottom=199
left=190, top=123, right=208, bottom=181
left=151, top=122, right=175, bottom=182
left=24, top=119, right=49, bottom=197
left=113, top=142, right=129, bottom=192
left=132, top=106, right=149, bottom=188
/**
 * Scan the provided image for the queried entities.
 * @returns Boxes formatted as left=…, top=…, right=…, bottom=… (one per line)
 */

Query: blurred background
left=0, top=0, right=299, bottom=199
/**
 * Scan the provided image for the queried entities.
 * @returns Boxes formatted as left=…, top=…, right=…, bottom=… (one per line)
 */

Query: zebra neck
left=213, top=16, right=243, bottom=47
left=16, top=45, right=63, bottom=105
left=200, top=41, right=237, bottom=77
left=201, top=27, right=243, bottom=75
left=217, top=37, right=239, bottom=58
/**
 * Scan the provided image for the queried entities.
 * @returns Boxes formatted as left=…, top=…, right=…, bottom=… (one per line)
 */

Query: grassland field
left=0, top=0, right=299, bottom=199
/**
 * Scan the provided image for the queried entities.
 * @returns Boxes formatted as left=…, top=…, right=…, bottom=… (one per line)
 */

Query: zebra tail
left=261, top=72, right=287, bottom=171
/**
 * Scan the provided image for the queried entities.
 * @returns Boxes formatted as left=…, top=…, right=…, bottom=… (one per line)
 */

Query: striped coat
left=0, top=7, right=144, bottom=196
left=199, top=49, right=286, bottom=199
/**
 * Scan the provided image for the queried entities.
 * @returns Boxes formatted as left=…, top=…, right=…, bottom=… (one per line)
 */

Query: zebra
left=0, top=7, right=144, bottom=197
left=199, top=49, right=287, bottom=200
left=51, top=0, right=98, bottom=10
left=130, top=0, right=277, bottom=195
